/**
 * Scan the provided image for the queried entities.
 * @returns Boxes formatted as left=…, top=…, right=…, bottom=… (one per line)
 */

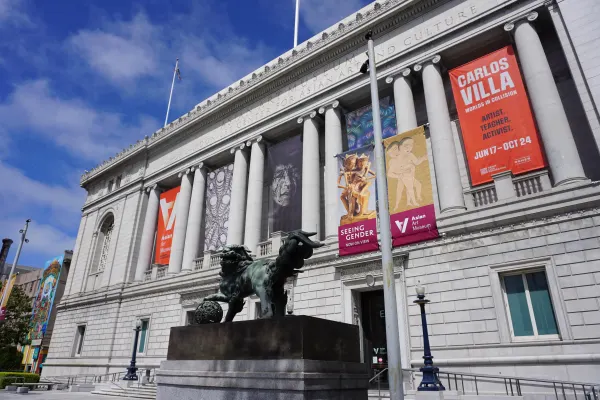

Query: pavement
left=0, top=391, right=117, bottom=400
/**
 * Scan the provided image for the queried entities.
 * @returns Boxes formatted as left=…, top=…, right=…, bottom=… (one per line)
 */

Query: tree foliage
left=0, top=286, right=32, bottom=347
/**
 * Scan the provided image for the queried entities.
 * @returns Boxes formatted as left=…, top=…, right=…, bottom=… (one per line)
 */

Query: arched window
left=91, top=214, right=114, bottom=274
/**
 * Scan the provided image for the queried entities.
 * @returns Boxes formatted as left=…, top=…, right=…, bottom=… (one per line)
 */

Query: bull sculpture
left=201, top=230, right=322, bottom=322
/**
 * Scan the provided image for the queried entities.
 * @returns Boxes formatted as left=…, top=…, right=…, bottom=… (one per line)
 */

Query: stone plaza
left=41, top=0, right=600, bottom=395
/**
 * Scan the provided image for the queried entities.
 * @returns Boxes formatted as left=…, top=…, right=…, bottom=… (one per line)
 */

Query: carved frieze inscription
left=148, top=0, right=505, bottom=175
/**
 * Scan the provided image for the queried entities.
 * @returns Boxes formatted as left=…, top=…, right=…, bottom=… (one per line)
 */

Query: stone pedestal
left=156, top=316, right=369, bottom=400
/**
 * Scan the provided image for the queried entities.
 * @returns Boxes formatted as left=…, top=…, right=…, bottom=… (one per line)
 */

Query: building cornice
left=79, top=0, right=452, bottom=185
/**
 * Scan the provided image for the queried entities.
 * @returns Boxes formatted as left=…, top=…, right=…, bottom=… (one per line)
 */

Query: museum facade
left=44, top=0, right=600, bottom=389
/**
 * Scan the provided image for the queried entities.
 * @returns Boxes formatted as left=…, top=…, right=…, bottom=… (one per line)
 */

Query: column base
left=439, top=206, right=466, bottom=214
left=553, top=176, right=588, bottom=187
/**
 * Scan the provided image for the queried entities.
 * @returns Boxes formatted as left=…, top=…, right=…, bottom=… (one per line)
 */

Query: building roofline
left=79, top=0, right=429, bottom=185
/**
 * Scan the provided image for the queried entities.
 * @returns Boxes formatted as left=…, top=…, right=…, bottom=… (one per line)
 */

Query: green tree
left=0, top=286, right=32, bottom=370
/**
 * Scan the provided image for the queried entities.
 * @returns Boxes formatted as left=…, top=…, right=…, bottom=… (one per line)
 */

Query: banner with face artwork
left=30, top=256, right=63, bottom=341
left=449, top=46, right=546, bottom=185
left=336, top=145, right=379, bottom=256
left=345, top=97, right=397, bottom=150
left=155, top=186, right=180, bottom=264
left=204, top=163, right=234, bottom=251
left=384, top=126, right=439, bottom=246
left=267, top=136, right=302, bottom=234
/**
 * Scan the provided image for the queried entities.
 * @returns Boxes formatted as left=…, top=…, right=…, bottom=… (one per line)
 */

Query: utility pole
left=361, top=31, right=405, bottom=400
left=0, top=219, right=31, bottom=321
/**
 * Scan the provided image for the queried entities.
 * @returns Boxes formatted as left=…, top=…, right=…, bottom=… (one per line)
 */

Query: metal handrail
left=404, top=368, right=599, bottom=400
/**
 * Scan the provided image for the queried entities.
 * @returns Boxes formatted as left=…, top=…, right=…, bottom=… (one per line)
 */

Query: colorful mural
left=30, top=256, right=64, bottom=341
left=345, top=97, right=397, bottom=150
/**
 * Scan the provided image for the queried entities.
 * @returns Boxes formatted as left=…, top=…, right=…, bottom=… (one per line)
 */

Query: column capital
left=504, top=11, right=538, bottom=32
left=245, top=135, right=263, bottom=147
left=297, top=110, right=317, bottom=124
left=190, top=162, right=204, bottom=172
left=145, top=183, right=160, bottom=193
left=413, top=55, right=442, bottom=72
left=177, top=168, right=191, bottom=178
left=229, top=143, right=246, bottom=154
left=385, top=67, right=412, bottom=84
left=318, top=100, right=340, bottom=115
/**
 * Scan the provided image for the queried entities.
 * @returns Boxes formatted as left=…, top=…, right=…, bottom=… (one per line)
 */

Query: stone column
left=506, top=12, right=586, bottom=186
left=227, top=144, right=249, bottom=246
left=181, top=164, right=207, bottom=272
left=168, top=169, right=193, bottom=275
left=386, top=68, right=418, bottom=132
left=134, top=185, right=160, bottom=282
left=319, top=101, right=343, bottom=239
left=244, top=136, right=266, bottom=254
left=298, top=111, right=321, bottom=238
left=415, top=56, right=465, bottom=213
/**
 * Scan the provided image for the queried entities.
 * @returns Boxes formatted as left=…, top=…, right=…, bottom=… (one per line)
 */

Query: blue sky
left=0, top=0, right=370, bottom=268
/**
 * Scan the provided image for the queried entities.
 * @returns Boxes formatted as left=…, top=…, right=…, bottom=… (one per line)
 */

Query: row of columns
left=133, top=11, right=586, bottom=282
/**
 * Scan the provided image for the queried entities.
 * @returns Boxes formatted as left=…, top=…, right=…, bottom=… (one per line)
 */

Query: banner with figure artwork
left=267, top=136, right=302, bottom=235
left=155, top=186, right=180, bottom=264
left=30, top=256, right=64, bottom=341
left=384, top=126, right=439, bottom=246
left=204, top=163, right=234, bottom=251
left=449, top=46, right=546, bottom=185
left=345, top=97, right=397, bottom=150
left=0, top=274, right=17, bottom=321
left=336, top=145, right=379, bottom=256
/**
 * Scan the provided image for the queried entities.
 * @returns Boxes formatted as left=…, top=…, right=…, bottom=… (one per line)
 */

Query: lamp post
left=123, top=320, right=142, bottom=381
left=414, top=285, right=445, bottom=391
left=361, top=30, right=404, bottom=400
left=0, top=219, right=30, bottom=322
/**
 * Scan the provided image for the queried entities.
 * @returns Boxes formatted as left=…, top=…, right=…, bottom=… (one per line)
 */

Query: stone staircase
left=91, top=382, right=157, bottom=399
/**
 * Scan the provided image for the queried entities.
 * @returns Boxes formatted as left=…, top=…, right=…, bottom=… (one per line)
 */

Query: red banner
left=155, top=186, right=180, bottom=264
left=449, top=46, right=546, bottom=185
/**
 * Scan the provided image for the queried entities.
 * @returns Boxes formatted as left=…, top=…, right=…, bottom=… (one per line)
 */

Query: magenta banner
left=336, top=145, right=379, bottom=256
left=338, top=218, right=378, bottom=256
left=390, top=204, right=438, bottom=246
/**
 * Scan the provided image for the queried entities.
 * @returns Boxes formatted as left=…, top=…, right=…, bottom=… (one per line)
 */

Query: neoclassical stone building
left=45, top=0, right=600, bottom=389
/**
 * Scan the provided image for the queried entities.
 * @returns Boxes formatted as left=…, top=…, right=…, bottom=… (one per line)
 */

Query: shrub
left=0, top=347, right=22, bottom=371
left=0, top=372, right=40, bottom=389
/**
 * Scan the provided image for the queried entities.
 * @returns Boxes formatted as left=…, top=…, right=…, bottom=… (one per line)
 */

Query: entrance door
left=360, top=290, right=388, bottom=388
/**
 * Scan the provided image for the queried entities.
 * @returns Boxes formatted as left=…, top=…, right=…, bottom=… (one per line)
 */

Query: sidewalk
left=0, top=391, right=117, bottom=400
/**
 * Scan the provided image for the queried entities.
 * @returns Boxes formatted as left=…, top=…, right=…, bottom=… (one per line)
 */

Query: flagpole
left=164, top=58, right=179, bottom=128
left=294, top=0, right=300, bottom=47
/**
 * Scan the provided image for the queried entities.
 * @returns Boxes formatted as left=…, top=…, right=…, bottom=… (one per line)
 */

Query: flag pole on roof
left=294, top=0, right=300, bottom=47
left=164, top=58, right=181, bottom=128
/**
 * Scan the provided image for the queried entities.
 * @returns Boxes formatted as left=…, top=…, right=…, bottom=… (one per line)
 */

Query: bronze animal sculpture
left=202, top=230, right=322, bottom=322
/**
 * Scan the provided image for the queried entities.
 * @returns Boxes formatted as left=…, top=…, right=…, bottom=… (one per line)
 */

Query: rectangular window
left=502, top=271, right=558, bottom=339
left=107, top=180, right=114, bottom=192
left=72, top=325, right=86, bottom=356
left=115, top=175, right=122, bottom=188
left=138, top=319, right=149, bottom=353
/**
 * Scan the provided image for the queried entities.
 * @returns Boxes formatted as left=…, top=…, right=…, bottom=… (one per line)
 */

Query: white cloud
left=0, top=161, right=83, bottom=263
left=66, top=8, right=275, bottom=96
left=0, top=80, right=159, bottom=161
left=0, top=0, right=31, bottom=25
left=300, top=0, right=365, bottom=33
left=68, top=13, right=160, bottom=85
left=1, top=218, right=76, bottom=263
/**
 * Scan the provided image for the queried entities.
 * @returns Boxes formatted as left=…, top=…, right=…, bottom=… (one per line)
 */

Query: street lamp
left=361, top=30, right=404, bottom=400
left=413, top=284, right=445, bottom=391
left=123, top=320, right=142, bottom=381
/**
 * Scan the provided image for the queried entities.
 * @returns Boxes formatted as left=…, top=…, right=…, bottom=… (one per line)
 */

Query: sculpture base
left=157, top=316, right=369, bottom=400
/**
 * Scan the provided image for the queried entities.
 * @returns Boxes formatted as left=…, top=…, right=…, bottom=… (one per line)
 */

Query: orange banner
left=449, top=46, right=546, bottom=186
left=155, top=186, right=180, bottom=264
